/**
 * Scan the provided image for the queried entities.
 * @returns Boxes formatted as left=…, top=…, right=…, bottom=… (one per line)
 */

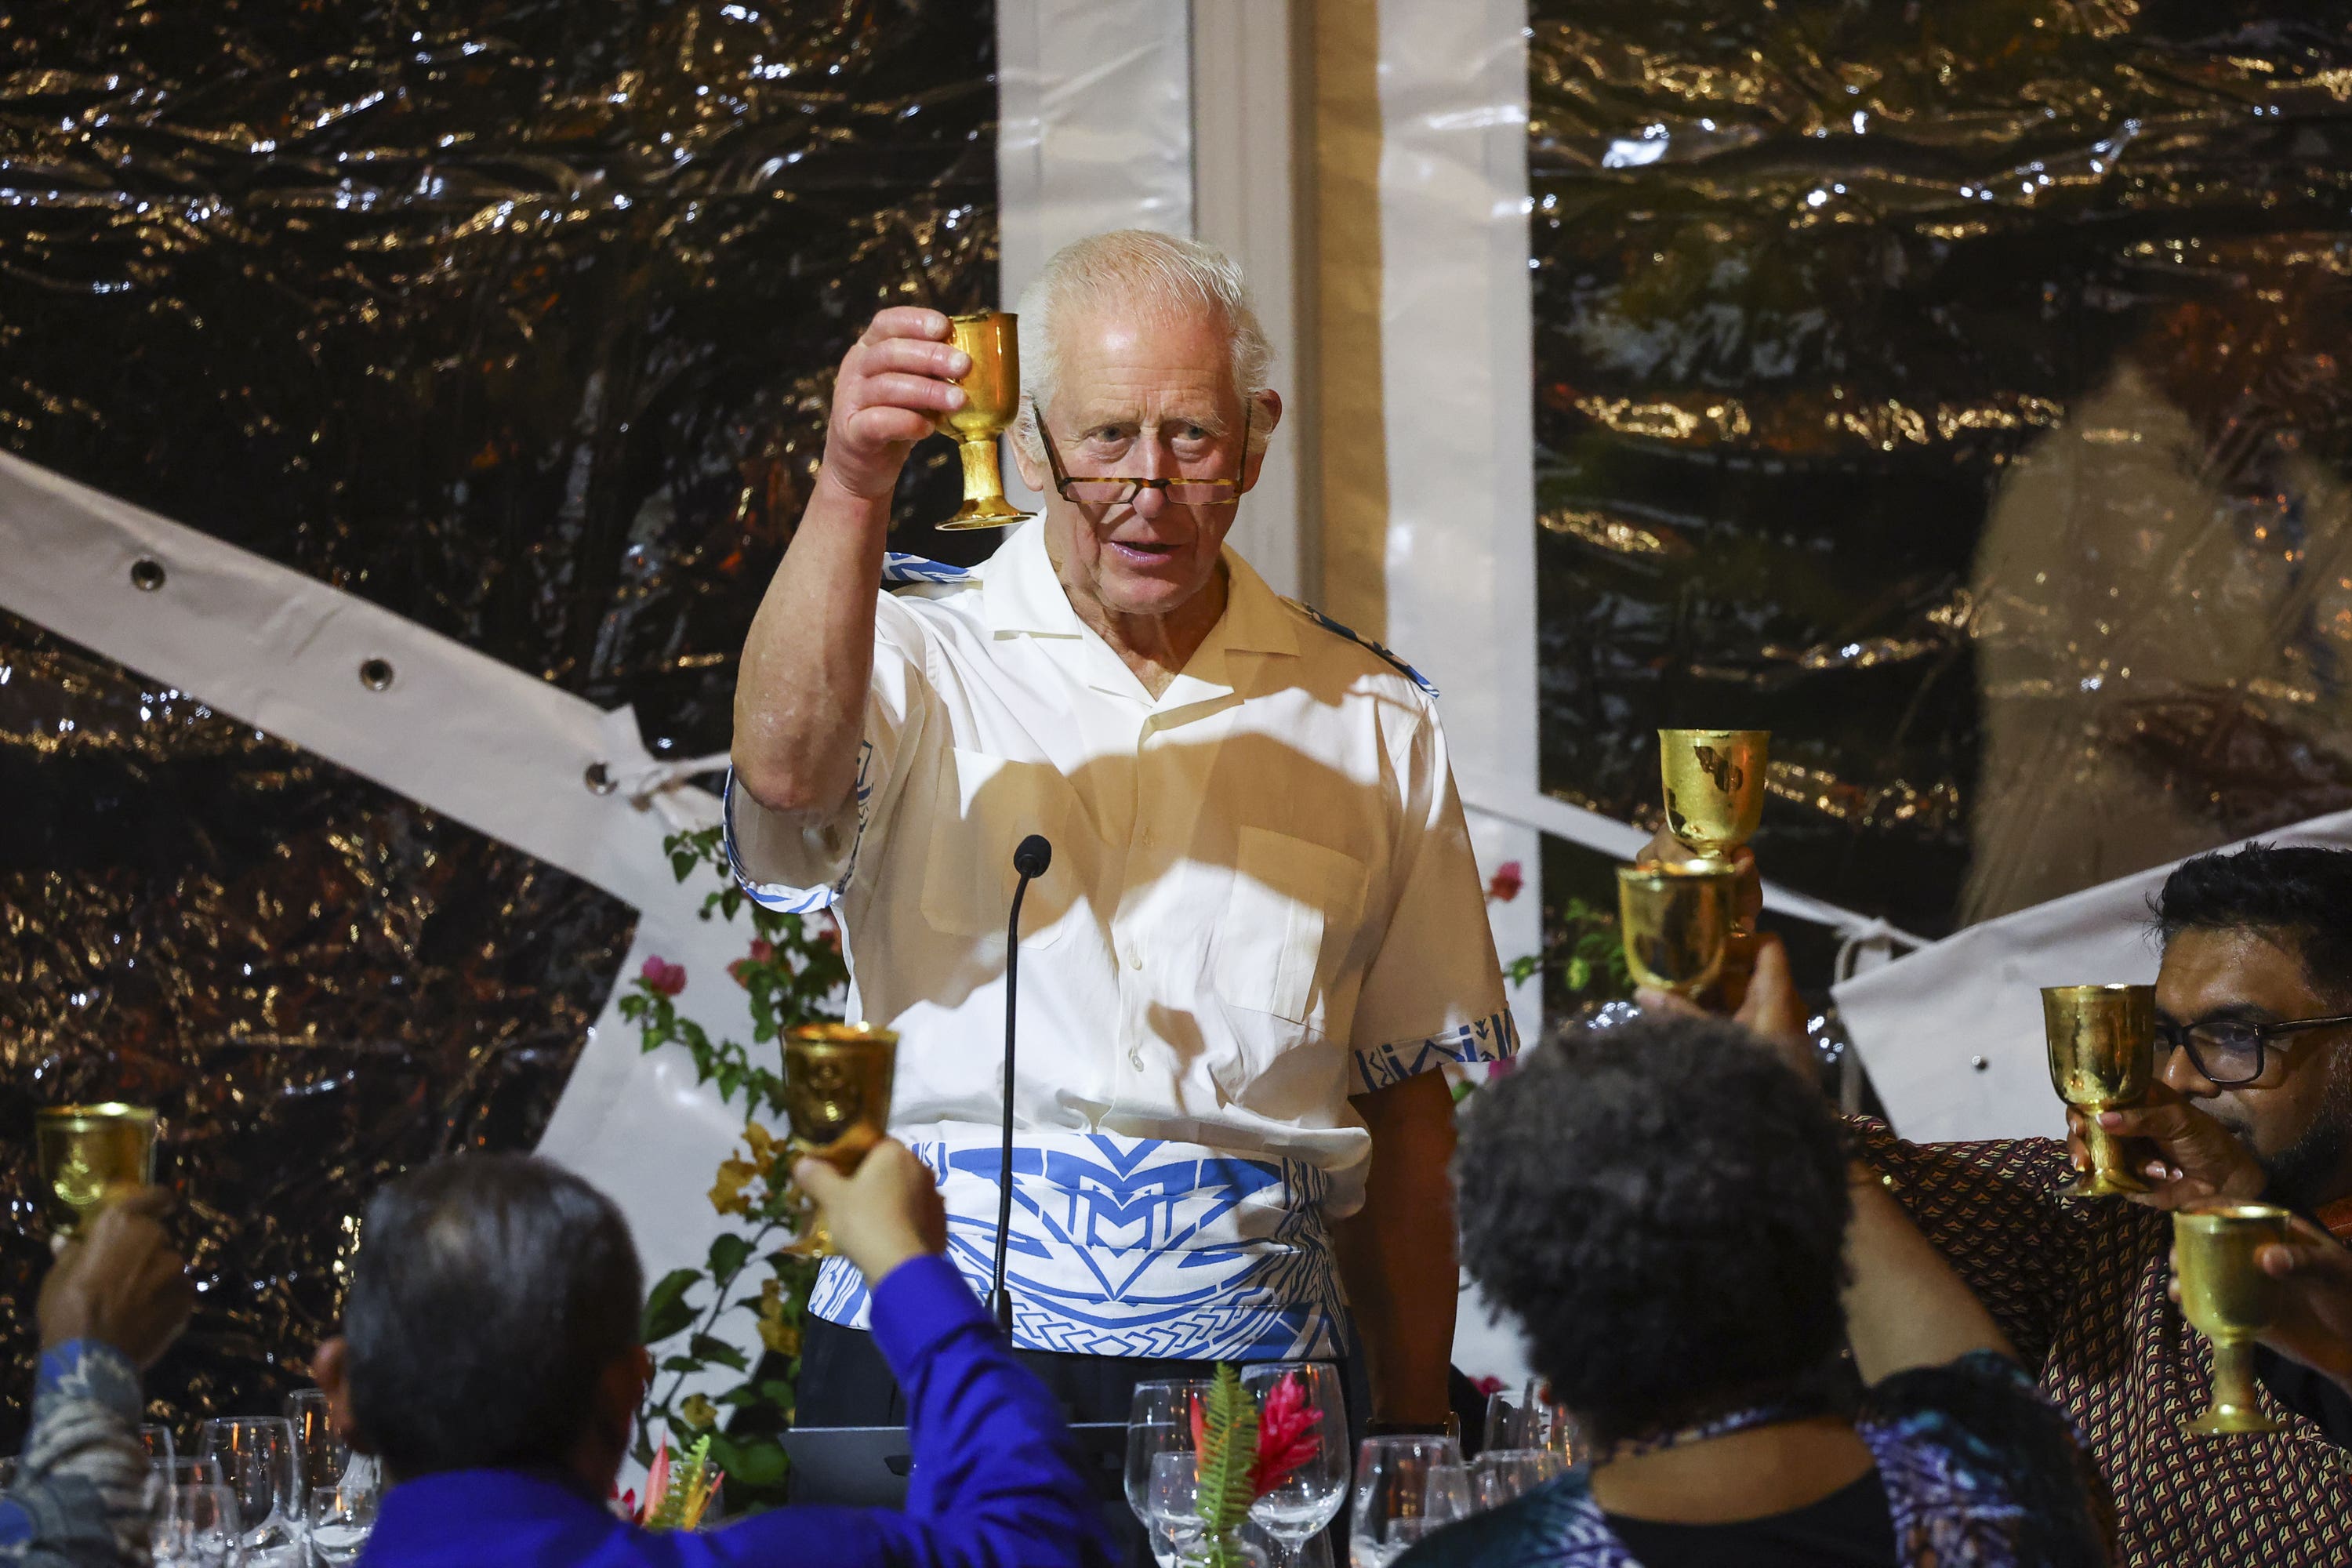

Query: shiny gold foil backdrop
left=0, top=0, right=998, bottom=1446
left=1530, top=2, right=2352, bottom=960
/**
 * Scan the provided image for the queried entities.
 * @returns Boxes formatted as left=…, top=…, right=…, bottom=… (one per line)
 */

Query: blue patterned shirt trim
left=33, top=1341, right=140, bottom=1427
left=882, top=552, right=977, bottom=585
left=1278, top=597, right=1439, bottom=698
left=1352, top=1008, right=1521, bottom=1094
left=721, top=745, right=875, bottom=914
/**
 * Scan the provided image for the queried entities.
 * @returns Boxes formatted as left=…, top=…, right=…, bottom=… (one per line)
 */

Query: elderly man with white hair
left=726, top=230, right=1511, bottom=1436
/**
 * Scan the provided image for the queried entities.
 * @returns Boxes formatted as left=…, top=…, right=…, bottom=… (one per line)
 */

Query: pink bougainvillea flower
left=640, top=956, right=688, bottom=996
left=1249, top=1370, right=1324, bottom=1498
left=1485, top=861, right=1524, bottom=904
left=1472, top=1374, right=1505, bottom=1397
left=747, top=938, right=774, bottom=963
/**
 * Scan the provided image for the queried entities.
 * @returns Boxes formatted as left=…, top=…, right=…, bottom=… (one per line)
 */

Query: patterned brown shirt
left=1854, top=1120, right=2352, bottom=1566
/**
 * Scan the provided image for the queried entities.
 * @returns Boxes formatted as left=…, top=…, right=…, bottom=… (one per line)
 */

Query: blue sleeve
left=0, top=1340, right=149, bottom=1567
left=704, top=1256, right=1110, bottom=1568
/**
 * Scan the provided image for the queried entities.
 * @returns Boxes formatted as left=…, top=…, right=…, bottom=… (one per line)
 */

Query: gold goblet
left=935, top=310, right=1035, bottom=530
left=1659, top=729, right=1769, bottom=860
left=35, top=1103, right=159, bottom=1244
left=1617, top=860, right=1740, bottom=1000
left=780, top=1023, right=899, bottom=1258
left=2175, top=1202, right=2292, bottom=1436
left=2042, top=983, right=2154, bottom=1198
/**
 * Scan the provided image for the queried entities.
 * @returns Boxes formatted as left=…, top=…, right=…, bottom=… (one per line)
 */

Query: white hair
left=1011, top=230, right=1274, bottom=464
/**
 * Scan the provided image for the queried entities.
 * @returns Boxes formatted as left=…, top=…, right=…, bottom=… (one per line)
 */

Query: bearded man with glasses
left=723, top=230, right=1508, bottom=1466
left=1714, top=841, right=2352, bottom=1564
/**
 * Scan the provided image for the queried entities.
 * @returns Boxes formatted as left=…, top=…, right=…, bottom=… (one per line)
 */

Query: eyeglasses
left=2155, top=1011, right=2352, bottom=1087
left=1032, top=401, right=1250, bottom=508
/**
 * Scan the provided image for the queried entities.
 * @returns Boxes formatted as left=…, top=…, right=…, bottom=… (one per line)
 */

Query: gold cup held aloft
left=935, top=311, right=1035, bottom=531
left=2175, top=1202, right=2292, bottom=1436
left=1617, top=859, right=1741, bottom=1000
left=2042, top=983, right=2155, bottom=1199
left=35, top=1103, right=159, bottom=1244
left=780, top=1023, right=899, bottom=1258
left=1659, top=729, right=1769, bottom=861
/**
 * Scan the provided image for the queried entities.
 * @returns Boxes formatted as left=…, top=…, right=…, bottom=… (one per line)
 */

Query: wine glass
left=201, top=1417, right=299, bottom=1555
left=156, top=1481, right=246, bottom=1567
left=1422, top=1464, right=1475, bottom=1525
left=285, top=1388, right=351, bottom=1528
left=141, top=1425, right=177, bottom=1470
left=1240, top=1363, right=1349, bottom=1568
left=305, top=1481, right=378, bottom=1566
left=1348, top=1436, right=1461, bottom=1567
left=1468, top=1450, right=1553, bottom=1509
left=1126, top=1377, right=1207, bottom=1560
left=1148, top=1450, right=1207, bottom=1565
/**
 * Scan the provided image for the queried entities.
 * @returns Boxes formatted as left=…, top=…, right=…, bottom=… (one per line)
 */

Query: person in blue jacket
left=311, top=1142, right=1112, bottom=1568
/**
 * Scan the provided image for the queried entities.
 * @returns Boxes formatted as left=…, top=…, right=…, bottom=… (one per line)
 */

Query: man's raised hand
left=2064, top=1082, right=2268, bottom=1210
left=820, top=308, right=971, bottom=502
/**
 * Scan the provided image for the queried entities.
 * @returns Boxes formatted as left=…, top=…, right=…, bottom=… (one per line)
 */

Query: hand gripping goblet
left=2042, top=983, right=2154, bottom=1198
left=935, top=311, right=1036, bottom=530
left=780, top=1023, right=899, bottom=1258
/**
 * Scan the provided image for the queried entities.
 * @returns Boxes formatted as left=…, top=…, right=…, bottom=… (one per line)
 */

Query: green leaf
left=689, top=1334, right=750, bottom=1371
left=659, top=1356, right=702, bottom=1374
left=709, top=1433, right=789, bottom=1487
left=1192, top=1363, right=1258, bottom=1535
left=642, top=1268, right=702, bottom=1345
left=708, top=1231, right=754, bottom=1283
left=1567, top=956, right=1592, bottom=992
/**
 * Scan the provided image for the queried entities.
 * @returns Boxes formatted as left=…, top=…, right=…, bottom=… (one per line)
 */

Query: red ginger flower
left=1248, top=1370, right=1323, bottom=1497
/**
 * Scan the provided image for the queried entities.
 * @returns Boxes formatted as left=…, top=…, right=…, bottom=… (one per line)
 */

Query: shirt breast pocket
left=920, top=747, right=1077, bottom=945
left=1213, top=827, right=1368, bottom=1028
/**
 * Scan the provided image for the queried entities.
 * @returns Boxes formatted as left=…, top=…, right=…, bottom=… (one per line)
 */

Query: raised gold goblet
left=1660, top=729, right=1768, bottom=934
left=35, top=1103, right=158, bottom=1244
left=935, top=310, right=1035, bottom=530
left=1659, top=729, right=1769, bottom=860
left=2175, top=1202, right=2292, bottom=1436
left=1617, top=859, right=1740, bottom=1000
left=2042, top=983, right=2155, bottom=1198
left=780, top=1023, right=899, bottom=1258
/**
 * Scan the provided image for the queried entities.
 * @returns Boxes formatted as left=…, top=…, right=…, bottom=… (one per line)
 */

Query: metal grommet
left=130, top=557, right=166, bottom=591
left=1970, top=1055, right=1989, bottom=1072
left=358, top=658, right=395, bottom=691
left=584, top=760, right=617, bottom=795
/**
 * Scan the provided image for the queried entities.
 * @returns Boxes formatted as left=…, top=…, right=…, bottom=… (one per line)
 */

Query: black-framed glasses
left=1032, top=400, right=1250, bottom=508
left=2155, top=1011, right=2352, bottom=1087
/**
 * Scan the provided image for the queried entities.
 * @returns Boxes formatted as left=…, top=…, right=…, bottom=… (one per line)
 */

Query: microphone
left=992, top=833, right=1052, bottom=1336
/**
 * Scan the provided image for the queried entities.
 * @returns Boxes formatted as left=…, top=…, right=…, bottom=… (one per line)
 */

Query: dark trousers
left=796, top=1315, right=1367, bottom=1567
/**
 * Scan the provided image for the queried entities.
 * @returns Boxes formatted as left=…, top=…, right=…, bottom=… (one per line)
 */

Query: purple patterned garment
left=1396, top=1353, right=2111, bottom=1568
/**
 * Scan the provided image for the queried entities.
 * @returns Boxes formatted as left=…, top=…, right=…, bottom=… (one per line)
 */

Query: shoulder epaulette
left=882, top=553, right=977, bottom=586
left=1279, top=597, right=1439, bottom=698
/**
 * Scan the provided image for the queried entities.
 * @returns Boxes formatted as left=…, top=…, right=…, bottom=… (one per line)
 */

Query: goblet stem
left=2060, top=1116, right=2149, bottom=1197
left=2187, top=1340, right=2285, bottom=1436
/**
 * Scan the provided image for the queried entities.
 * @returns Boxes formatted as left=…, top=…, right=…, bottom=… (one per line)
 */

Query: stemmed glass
left=1127, top=1379, right=1207, bottom=1568
left=1147, top=1451, right=1207, bottom=1566
left=1481, top=1381, right=1577, bottom=1465
left=305, top=1481, right=379, bottom=1566
left=201, top=1417, right=300, bottom=1557
left=1469, top=1449, right=1559, bottom=1508
left=154, top=1481, right=246, bottom=1567
left=1240, top=1363, right=1349, bottom=1568
left=1422, top=1464, right=1474, bottom=1526
left=1348, top=1436, right=1462, bottom=1567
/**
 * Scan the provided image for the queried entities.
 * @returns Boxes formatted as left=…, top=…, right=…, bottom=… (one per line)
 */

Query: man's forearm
left=731, top=469, right=892, bottom=815
left=1338, top=1071, right=1458, bottom=1424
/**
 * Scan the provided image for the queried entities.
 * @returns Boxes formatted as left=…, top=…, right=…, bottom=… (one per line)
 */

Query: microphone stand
left=993, top=833, right=1052, bottom=1337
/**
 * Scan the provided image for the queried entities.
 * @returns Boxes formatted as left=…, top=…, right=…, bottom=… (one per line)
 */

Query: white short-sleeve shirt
left=726, top=519, right=1513, bottom=1359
